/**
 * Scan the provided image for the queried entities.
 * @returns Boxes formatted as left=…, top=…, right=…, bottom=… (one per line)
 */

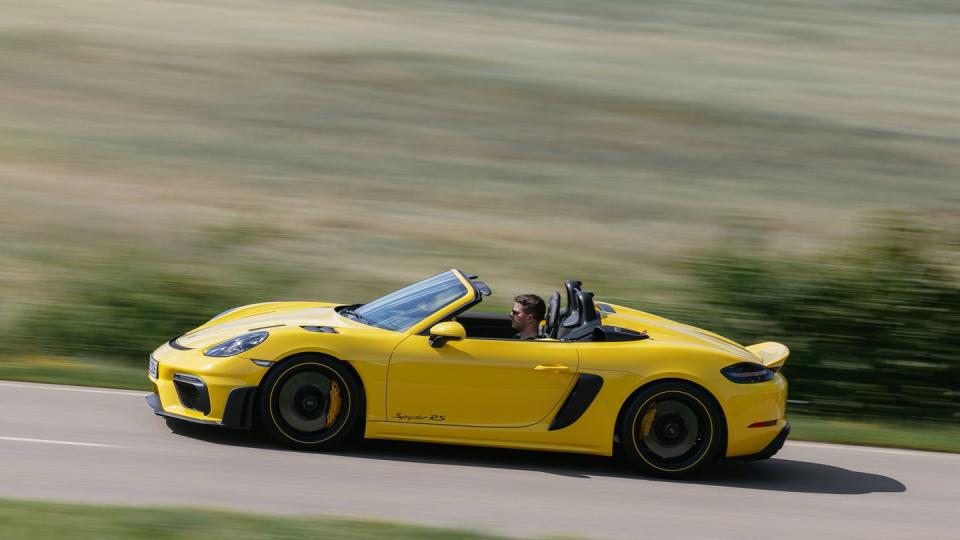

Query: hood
left=175, top=304, right=367, bottom=349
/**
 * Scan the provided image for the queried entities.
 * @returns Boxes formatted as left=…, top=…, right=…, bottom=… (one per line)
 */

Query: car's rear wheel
left=258, top=356, right=362, bottom=450
left=620, top=381, right=722, bottom=477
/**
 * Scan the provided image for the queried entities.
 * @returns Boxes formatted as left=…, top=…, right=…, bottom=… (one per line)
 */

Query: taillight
left=721, top=362, right=775, bottom=383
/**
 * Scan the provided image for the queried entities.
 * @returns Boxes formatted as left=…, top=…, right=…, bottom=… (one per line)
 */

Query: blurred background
left=1, top=0, right=958, bottom=428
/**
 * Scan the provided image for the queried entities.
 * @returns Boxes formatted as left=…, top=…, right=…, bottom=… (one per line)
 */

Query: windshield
left=351, top=271, right=468, bottom=332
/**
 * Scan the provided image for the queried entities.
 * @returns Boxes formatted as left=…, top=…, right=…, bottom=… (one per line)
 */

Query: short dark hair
left=514, top=294, right=546, bottom=321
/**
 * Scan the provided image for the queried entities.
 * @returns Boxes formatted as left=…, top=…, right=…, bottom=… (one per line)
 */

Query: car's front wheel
left=619, top=381, right=723, bottom=477
left=258, top=356, right=363, bottom=450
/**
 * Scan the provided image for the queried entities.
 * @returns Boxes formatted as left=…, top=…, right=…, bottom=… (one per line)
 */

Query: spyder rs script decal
left=394, top=413, right=446, bottom=422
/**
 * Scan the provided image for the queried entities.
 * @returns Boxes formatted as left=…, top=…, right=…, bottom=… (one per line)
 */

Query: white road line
left=0, top=381, right=147, bottom=397
left=786, top=440, right=957, bottom=458
left=0, top=436, right=122, bottom=448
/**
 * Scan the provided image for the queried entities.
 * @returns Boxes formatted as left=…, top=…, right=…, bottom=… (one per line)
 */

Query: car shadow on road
left=165, top=419, right=905, bottom=495
left=347, top=439, right=906, bottom=495
left=692, top=458, right=906, bottom=494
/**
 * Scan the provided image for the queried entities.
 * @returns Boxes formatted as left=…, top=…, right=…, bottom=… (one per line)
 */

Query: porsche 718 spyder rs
left=147, top=269, right=790, bottom=477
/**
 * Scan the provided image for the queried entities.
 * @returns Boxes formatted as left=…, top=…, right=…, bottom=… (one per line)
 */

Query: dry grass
left=1, top=0, right=958, bottom=324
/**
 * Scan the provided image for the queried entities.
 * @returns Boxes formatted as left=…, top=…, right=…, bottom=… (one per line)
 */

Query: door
left=387, top=336, right=579, bottom=427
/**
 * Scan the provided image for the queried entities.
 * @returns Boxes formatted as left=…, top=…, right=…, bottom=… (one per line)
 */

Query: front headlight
left=204, top=331, right=269, bottom=357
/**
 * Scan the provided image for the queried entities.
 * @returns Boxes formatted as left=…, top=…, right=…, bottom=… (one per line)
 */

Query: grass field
left=788, top=414, right=960, bottom=454
left=2, top=0, right=958, bottom=324
left=0, top=498, right=528, bottom=540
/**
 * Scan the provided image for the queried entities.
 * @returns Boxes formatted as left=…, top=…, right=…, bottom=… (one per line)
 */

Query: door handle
left=534, top=364, right=570, bottom=372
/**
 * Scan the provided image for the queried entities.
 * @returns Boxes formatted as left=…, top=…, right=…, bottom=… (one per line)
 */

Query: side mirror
left=428, top=321, right=466, bottom=348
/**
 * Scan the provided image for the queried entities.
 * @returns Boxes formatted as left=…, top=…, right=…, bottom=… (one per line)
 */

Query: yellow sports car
left=147, top=269, right=789, bottom=477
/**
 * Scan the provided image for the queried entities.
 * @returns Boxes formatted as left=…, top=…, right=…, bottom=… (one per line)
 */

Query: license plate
left=149, top=356, right=158, bottom=379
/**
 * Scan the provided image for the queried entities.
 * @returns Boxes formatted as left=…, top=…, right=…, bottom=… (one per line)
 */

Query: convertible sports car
left=147, top=269, right=789, bottom=477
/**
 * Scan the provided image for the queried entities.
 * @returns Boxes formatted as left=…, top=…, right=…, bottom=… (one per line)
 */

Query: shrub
left=12, top=250, right=297, bottom=366
left=683, top=216, right=960, bottom=423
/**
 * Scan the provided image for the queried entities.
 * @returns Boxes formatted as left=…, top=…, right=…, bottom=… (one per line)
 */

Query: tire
left=619, top=381, right=723, bottom=477
left=258, top=356, right=363, bottom=450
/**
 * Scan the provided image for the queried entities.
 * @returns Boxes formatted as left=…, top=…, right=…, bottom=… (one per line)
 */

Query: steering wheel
left=544, top=291, right=561, bottom=339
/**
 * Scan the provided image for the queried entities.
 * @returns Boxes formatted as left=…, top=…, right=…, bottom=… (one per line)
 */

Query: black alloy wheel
left=259, top=356, right=363, bottom=450
left=619, top=382, right=723, bottom=477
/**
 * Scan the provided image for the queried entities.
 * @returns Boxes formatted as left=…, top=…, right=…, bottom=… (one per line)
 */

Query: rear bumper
left=733, top=422, right=790, bottom=461
left=722, top=371, right=789, bottom=457
left=146, top=387, right=257, bottom=430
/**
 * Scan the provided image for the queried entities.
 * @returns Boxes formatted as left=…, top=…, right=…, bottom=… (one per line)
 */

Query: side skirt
left=362, top=421, right=610, bottom=456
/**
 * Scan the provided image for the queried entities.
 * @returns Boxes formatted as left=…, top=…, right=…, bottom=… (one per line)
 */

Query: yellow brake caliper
left=325, top=381, right=342, bottom=428
left=640, top=406, right=656, bottom=439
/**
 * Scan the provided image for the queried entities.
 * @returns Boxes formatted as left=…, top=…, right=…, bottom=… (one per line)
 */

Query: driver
left=511, top=294, right=546, bottom=340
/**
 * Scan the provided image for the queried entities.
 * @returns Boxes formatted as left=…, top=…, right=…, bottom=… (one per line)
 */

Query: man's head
left=511, top=294, right=546, bottom=338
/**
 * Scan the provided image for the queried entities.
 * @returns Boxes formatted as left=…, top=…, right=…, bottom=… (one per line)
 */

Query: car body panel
left=176, top=304, right=363, bottom=349
left=366, top=368, right=644, bottom=455
left=387, top=335, right=579, bottom=427
left=148, top=269, right=789, bottom=459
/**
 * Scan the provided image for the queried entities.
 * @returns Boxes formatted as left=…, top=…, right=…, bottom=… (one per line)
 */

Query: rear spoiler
left=746, top=342, right=789, bottom=369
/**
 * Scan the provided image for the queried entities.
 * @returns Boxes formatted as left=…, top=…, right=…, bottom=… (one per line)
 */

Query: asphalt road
left=0, top=381, right=956, bottom=539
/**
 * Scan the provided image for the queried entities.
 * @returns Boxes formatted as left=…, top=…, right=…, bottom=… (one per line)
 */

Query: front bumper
left=147, top=341, right=267, bottom=429
left=146, top=388, right=257, bottom=429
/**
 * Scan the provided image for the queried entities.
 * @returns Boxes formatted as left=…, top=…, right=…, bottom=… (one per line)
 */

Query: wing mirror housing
left=428, top=321, right=466, bottom=348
